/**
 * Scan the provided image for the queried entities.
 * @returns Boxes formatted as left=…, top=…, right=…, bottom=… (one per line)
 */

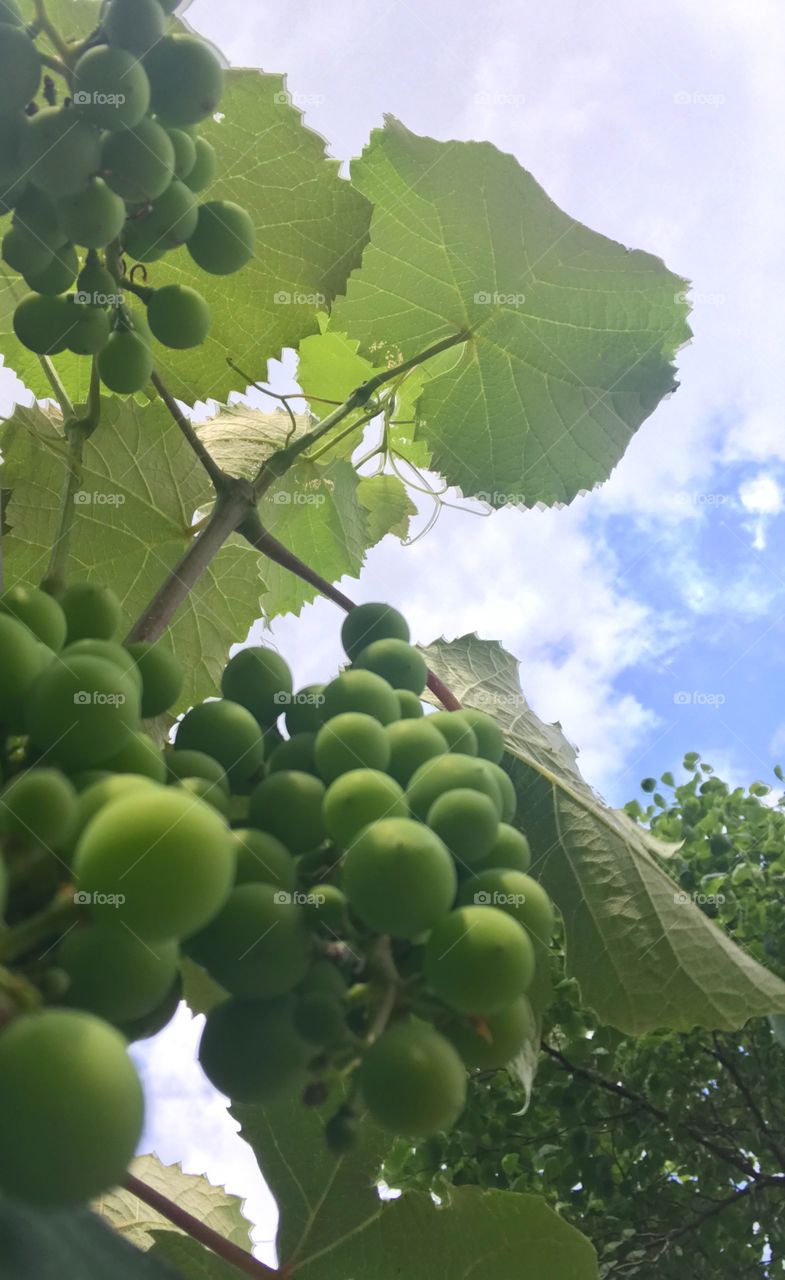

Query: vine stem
left=40, top=427, right=86, bottom=596
left=150, top=371, right=228, bottom=489
left=123, top=1175, right=279, bottom=1279
left=39, top=354, right=75, bottom=421
left=32, top=0, right=72, bottom=64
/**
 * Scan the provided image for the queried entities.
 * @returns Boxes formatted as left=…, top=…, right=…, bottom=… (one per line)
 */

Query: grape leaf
left=333, top=117, right=691, bottom=508
left=422, top=635, right=785, bottom=1034
left=0, top=1200, right=182, bottom=1280
left=148, top=1234, right=239, bottom=1280
left=357, top=473, right=415, bottom=543
left=194, top=405, right=313, bottom=485
left=179, top=957, right=227, bottom=1016
left=0, top=399, right=265, bottom=707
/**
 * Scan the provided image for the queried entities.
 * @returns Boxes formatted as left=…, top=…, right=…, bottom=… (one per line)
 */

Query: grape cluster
left=0, top=0, right=254, bottom=393
left=0, top=587, right=554, bottom=1209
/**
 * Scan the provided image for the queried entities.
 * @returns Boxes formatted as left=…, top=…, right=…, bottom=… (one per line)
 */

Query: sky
left=4, top=0, right=785, bottom=1262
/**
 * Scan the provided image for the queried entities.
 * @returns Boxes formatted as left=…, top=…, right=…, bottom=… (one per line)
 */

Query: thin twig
left=39, top=354, right=75, bottom=421
left=150, top=371, right=228, bottom=489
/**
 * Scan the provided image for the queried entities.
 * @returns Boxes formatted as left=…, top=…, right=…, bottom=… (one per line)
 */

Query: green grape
left=198, top=996, right=308, bottom=1102
left=314, top=711, right=391, bottom=783
left=174, top=698, right=265, bottom=790
left=64, top=298, right=111, bottom=356
left=341, top=602, right=410, bottom=660
left=176, top=775, right=231, bottom=817
left=427, top=788, right=499, bottom=867
left=185, top=883, right=311, bottom=998
left=187, top=200, right=255, bottom=274
left=13, top=187, right=67, bottom=249
left=145, top=34, right=224, bottom=126
left=0, top=112, right=28, bottom=212
left=23, top=107, right=102, bottom=198
left=69, top=774, right=157, bottom=851
left=26, top=655, right=140, bottom=769
left=359, top=1020, right=466, bottom=1137
left=267, top=732, right=317, bottom=775
left=323, top=768, right=407, bottom=848
left=147, top=283, right=210, bottom=349
left=58, top=925, right=179, bottom=1022
left=77, top=252, right=118, bottom=301
left=74, top=788, right=235, bottom=940
left=284, top=684, right=325, bottom=734
left=164, top=748, right=228, bottom=793
left=0, top=583, right=67, bottom=650
left=121, top=215, right=168, bottom=264
left=0, top=26, right=41, bottom=113
left=68, top=770, right=111, bottom=792
left=64, top=639, right=142, bottom=697
left=221, top=644, right=293, bottom=725
left=103, top=730, right=167, bottom=782
left=424, top=906, right=535, bottom=1014
left=57, top=178, right=126, bottom=250
left=343, top=817, right=456, bottom=937
left=486, top=823, right=531, bottom=872
left=444, top=996, right=534, bottom=1069
left=183, top=135, right=216, bottom=192
left=3, top=227, right=54, bottom=278
left=302, top=883, right=348, bottom=937
left=0, top=769, right=76, bottom=850
left=325, top=1109, right=359, bottom=1153
left=396, top=688, right=423, bottom=719
left=74, top=45, right=151, bottom=130
left=248, top=770, right=325, bottom=853
left=321, top=669, right=399, bottom=725
left=0, top=0, right=24, bottom=27
left=457, top=708, right=505, bottom=764
left=0, top=1010, right=143, bottom=1208
left=167, top=127, right=197, bottom=179
left=104, top=0, right=165, bottom=55
left=354, top=638, right=427, bottom=695
left=25, top=243, right=80, bottom=296
left=125, top=640, right=183, bottom=716
left=126, top=178, right=198, bottom=257
left=480, top=759, right=517, bottom=823
left=120, top=971, right=182, bottom=1042
left=458, top=869, right=555, bottom=944
left=293, top=988, right=346, bottom=1045
left=0, top=616, right=52, bottom=731
left=61, top=582, right=121, bottom=642
left=427, top=710, right=478, bottom=755
left=298, top=957, right=347, bottom=998
left=98, top=327, right=154, bottom=394
left=12, top=289, right=69, bottom=355
left=406, top=752, right=501, bottom=822
left=232, top=826, right=296, bottom=890
left=102, top=118, right=175, bottom=201
left=385, top=719, right=448, bottom=786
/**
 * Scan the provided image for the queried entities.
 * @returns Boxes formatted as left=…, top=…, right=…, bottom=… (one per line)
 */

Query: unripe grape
left=343, top=817, right=456, bottom=937
left=77, top=253, right=119, bottom=302
left=120, top=972, right=182, bottom=1043
left=0, top=615, right=52, bottom=730
left=360, top=1020, right=466, bottom=1137
left=284, top=684, right=325, bottom=734
left=267, top=732, right=317, bottom=775
left=458, top=869, right=555, bottom=944
left=354, top=638, right=427, bottom=695
left=26, top=655, right=139, bottom=769
left=64, top=639, right=142, bottom=696
left=248, top=770, right=325, bottom=853
left=175, top=698, right=265, bottom=790
left=98, top=328, right=154, bottom=394
left=221, top=645, right=293, bottom=725
left=0, top=26, right=41, bottom=113
left=102, top=118, right=175, bottom=201
left=61, top=581, right=121, bottom=642
left=342, top=602, right=410, bottom=660
left=121, top=215, right=167, bottom=264
left=104, top=0, right=165, bottom=56
left=74, top=788, right=236, bottom=940
left=164, top=748, right=228, bottom=793
left=232, top=827, right=296, bottom=891
left=185, top=883, right=311, bottom=998
left=176, top=775, right=231, bottom=817
left=457, top=708, right=505, bottom=763
left=298, top=957, right=347, bottom=999
left=0, top=768, right=76, bottom=850
left=314, top=711, right=391, bottom=782
left=427, top=788, right=499, bottom=867
left=57, top=179, right=126, bottom=249
left=424, top=906, right=535, bottom=1014
left=486, top=823, right=531, bottom=872
left=199, top=996, right=308, bottom=1102
left=323, top=768, right=407, bottom=848
left=322, top=670, right=399, bottom=725
left=325, top=1109, right=359, bottom=1153
left=13, top=289, right=69, bottom=355
left=12, top=186, right=67, bottom=251
left=74, top=45, right=151, bottom=130
left=69, top=774, right=157, bottom=849
left=145, top=35, right=224, bottom=126
left=0, top=1009, right=143, bottom=1208
left=427, top=711, right=478, bottom=755
left=64, top=298, right=111, bottom=356
left=396, top=689, right=423, bottom=719
left=0, top=112, right=28, bottom=212
left=406, top=752, right=501, bottom=821
left=183, top=136, right=217, bottom=192
left=58, top=925, right=179, bottom=1022
left=103, top=730, right=167, bottom=782
left=3, top=227, right=54, bottom=278
left=125, top=640, right=183, bottom=716
left=167, top=127, right=197, bottom=179
left=0, top=583, right=67, bottom=650
left=187, top=200, right=255, bottom=275
left=147, top=283, right=210, bottom=349
left=25, top=243, right=79, bottom=296
left=302, top=883, right=348, bottom=937
left=294, top=989, right=346, bottom=1045
left=23, top=107, right=102, bottom=197
left=480, top=760, right=517, bottom=823
left=385, top=719, right=448, bottom=786
left=444, top=996, right=534, bottom=1069
left=129, top=178, right=199, bottom=259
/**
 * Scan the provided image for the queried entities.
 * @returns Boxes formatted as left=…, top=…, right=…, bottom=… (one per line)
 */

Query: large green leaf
left=0, top=399, right=265, bottom=707
left=333, top=118, right=690, bottom=508
left=0, top=1200, right=181, bottom=1280
left=422, top=635, right=785, bottom=1034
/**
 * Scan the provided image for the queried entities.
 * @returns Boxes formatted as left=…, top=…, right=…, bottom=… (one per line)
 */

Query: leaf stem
left=0, top=889, right=78, bottom=965
left=151, top=371, right=228, bottom=490
left=40, top=424, right=87, bottom=596
left=32, top=0, right=72, bottom=63
left=124, top=1174, right=278, bottom=1279
left=38, top=354, right=75, bottom=422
